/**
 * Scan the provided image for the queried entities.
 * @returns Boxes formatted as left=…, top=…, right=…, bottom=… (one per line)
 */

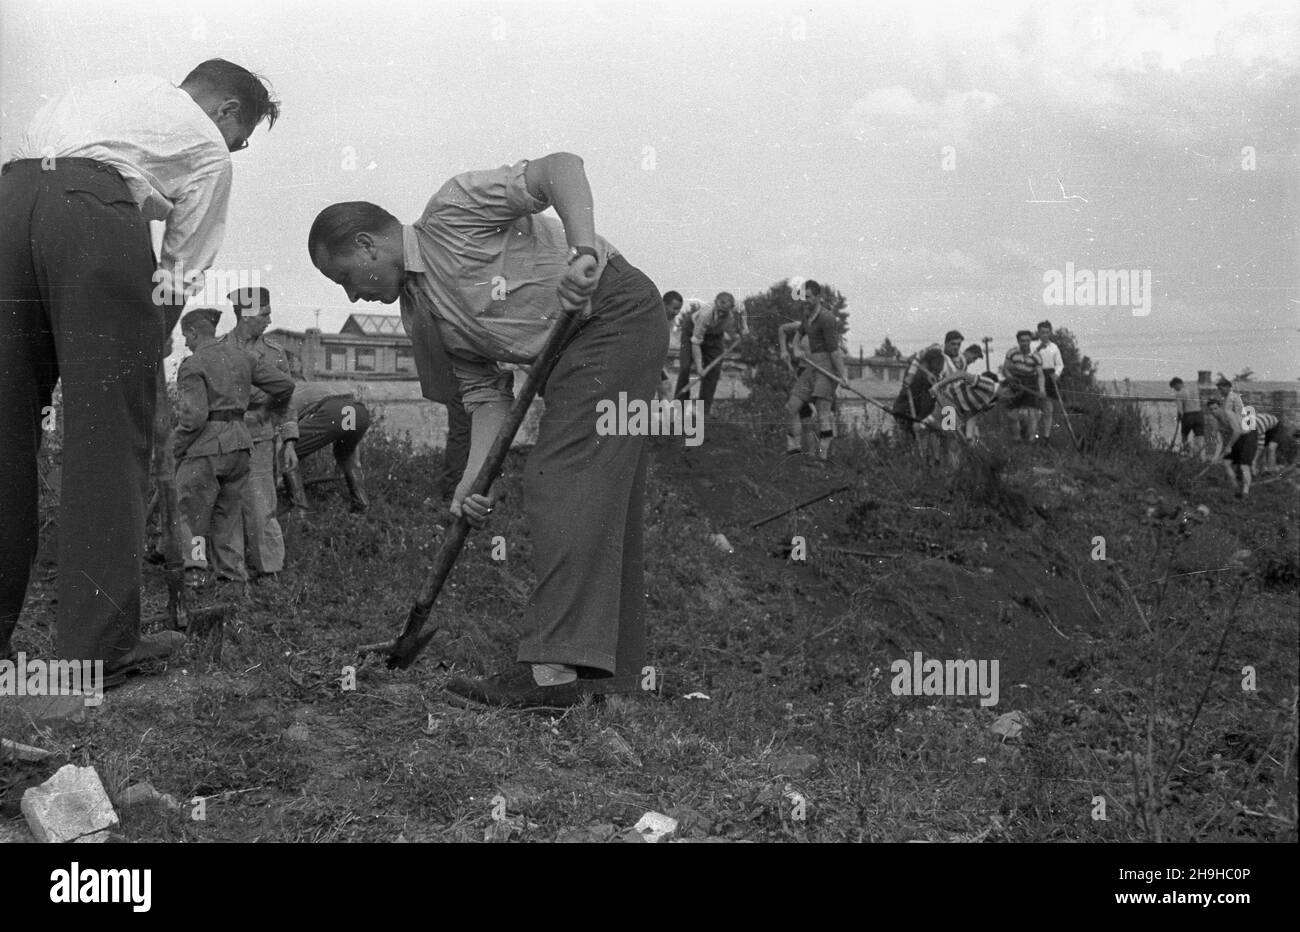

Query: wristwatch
left=568, top=245, right=599, bottom=264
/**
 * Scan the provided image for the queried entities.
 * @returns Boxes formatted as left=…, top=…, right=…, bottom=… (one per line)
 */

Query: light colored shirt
left=689, top=302, right=742, bottom=346
left=1033, top=339, right=1064, bottom=373
left=9, top=74, right=233, bottom=294
left=400, top=160, right=619, bottom=411
left=944, top=370, right=1000, bottom=417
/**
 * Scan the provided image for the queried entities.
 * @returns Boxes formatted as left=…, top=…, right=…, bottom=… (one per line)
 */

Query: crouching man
left=281, top=382, right=372, bottom=513
left=924, top=368, right=1004, bottom=467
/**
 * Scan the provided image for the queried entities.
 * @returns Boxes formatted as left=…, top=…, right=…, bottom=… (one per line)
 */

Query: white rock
left=21, top=764, right=118, bottom=843
left=118, top=782, right=181, bottom=812
left=632, top=811, right=678, bottom=843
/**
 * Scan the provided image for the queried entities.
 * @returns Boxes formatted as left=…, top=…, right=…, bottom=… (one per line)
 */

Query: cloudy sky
left=2, top=0, right=1297, bottom=380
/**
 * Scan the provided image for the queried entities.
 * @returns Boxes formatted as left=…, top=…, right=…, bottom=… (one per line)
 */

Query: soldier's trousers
left=0, top=158, right=162, bottom=663
left=241, top=439, right=284, bottom=574
left=517, top=255, right=666, bottom=684
left=177, top=450, right=250, bottom=580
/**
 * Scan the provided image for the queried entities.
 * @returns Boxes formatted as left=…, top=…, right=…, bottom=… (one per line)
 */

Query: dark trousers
left=441, top=394, right=470, bottom=495
left=517, top=256, right=666, bottom=681
left=673, top=338, right=694, bottom=399
left=0, top=159, right=162, bottom=662
left=295, top=397, right=371, bottom=461
left=697, top=339, right=724, bottom=410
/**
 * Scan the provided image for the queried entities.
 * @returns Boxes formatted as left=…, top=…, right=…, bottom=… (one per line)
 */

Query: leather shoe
left=103, top=630, right=188, bottom=688
left=444, top=664, right=598, bottom=710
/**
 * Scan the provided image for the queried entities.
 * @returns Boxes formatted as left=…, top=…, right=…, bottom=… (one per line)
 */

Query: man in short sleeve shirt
left=310, top=153, right=666, bottom=708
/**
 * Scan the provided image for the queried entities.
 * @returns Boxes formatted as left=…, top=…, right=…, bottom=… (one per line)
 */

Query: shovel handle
left=374, top=296, right=588, bottom=667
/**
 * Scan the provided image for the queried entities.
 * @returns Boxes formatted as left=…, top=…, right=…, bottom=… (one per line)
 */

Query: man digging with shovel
left=310, top=153, right=665, bottom=709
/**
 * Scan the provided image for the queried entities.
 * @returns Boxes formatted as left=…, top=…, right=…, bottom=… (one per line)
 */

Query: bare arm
left=777, top=321, right=800, bottom=359
left=524, top=153, right=595, bottom=250
left=830, top=348, right=848, bottom=383
left=451, top=401, right=511, bottom=527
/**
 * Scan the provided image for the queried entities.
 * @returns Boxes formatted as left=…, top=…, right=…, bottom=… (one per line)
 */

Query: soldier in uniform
left=174, top=308, right=295, bottom=587
left=223, top=287, right=295, bottom=581
left=281, top=380, right=372, bottom=513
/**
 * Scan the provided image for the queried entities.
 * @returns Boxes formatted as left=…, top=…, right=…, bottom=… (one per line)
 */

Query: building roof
left=340, top=313, right=406, bottom=337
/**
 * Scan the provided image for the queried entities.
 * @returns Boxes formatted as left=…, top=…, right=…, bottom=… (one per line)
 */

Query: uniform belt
left=208, top=409, right=245, bottom=422
left=605, top=253, right=630, bottom=272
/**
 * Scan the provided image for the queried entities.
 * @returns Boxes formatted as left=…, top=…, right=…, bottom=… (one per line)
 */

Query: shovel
left=357, top=294, right=588, bottom=669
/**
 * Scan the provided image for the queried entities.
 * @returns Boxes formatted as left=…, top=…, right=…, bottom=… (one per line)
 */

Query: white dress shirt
left=9, top=74, right=233, bottom=295
left=1034, top=339, right=1064, bottom=373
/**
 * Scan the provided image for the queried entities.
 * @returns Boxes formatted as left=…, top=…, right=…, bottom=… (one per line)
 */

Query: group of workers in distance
left=882, top=320, right=1067, bottom=467
left=658, top=282, right=1079, bottom=469
left=1170, top=375, right=1289, bottom=499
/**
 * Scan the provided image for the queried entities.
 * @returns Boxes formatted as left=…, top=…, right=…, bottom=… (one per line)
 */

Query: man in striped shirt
left=1250, top=411, right=1285, bottom=473
left=923, top=367, right=1003, bottom=465
left=1001, top=330, right=1046, bottom=443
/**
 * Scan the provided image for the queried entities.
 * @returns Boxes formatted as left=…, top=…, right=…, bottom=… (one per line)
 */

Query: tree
left=1053, top=327, right=1096, bottom=393
left=738, top=279, right=849, bottom=407
left=873, top=336, right=902, bottom=359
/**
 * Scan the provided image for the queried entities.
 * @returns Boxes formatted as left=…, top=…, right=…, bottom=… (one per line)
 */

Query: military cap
left=228, top=286, right=272, bottom=318
left=180, top=308, right=224, bottom=331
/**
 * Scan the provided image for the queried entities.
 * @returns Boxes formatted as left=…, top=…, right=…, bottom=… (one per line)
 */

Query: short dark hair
left=1016, top=329, right=1034, bottom=341
left=802, top=279, right=821, bottom=297
left=180, top=309, right=219, bottom=334
left=1037, top=320, right=1053, bottom=331
left=920, top=347, right=945, bottom=367
left=308, top=202, right=400, bottom=261
left=662, top=291, right=682, bottom=305
left=1217, top=377, right=1232, bottom=388
left=1169, top=377, right=1184, bottom=389
left=716, top=291, right=735, bottom=304
left=963, top=344, right=983, bottom=359
left=944, top=330, right=963, bottom=343
left=181, top=59, right=281, bottom=131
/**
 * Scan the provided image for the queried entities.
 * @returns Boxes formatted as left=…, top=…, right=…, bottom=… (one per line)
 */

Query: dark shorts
left=1225, top=431, right=1259, bottom=466
left=1263, top=423, right=1283, bottom=445
left=1009, top=384, right=1040, bottom=409
left=789, top=353, right=837, bottom=404
left=1180, top=410, right=1204, bottom=439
